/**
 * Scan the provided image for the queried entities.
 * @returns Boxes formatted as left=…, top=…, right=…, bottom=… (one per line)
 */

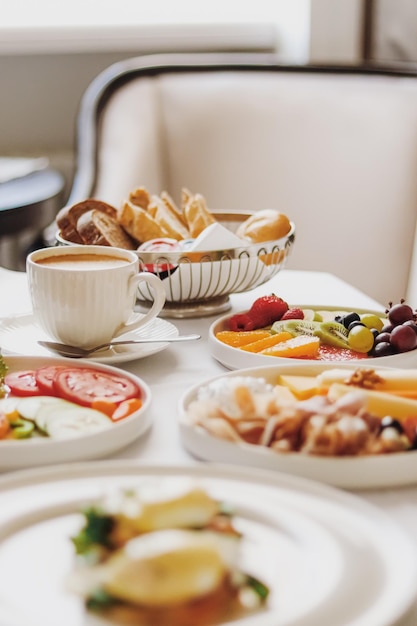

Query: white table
left=2, top=266, right=417, bottom=625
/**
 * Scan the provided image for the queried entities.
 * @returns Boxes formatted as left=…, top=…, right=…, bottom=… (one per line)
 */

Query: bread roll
left=118, top=200, right=169, bottom=243
left=236, top=209, right=291, bottom=243
left=147, top=195, right=190, bottom=241
left=129, top=187, right=151, bottom=210
left=161, top=190, right=188, bottom=226
left=56, top=198, right=118, bottom=244
left=77, top=209, right=136, bottom=249
left=183, top=194, right=217, bottom=238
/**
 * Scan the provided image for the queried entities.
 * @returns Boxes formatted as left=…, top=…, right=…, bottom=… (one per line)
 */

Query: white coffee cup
left=27, top=245, right=166, bottom=348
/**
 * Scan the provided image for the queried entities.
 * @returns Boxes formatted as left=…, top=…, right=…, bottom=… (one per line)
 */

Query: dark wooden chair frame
left=67, top=51, right=417, bottom=207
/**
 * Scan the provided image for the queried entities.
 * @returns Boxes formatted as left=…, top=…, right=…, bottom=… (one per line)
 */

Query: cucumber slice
left=35, top=403, right=112, bottom=440
left=0, top=397, right=19, bottom=414
left=15, top=396, right=64, bottom=422
left=28, top=398, right=76, bottom=432
left=10, top=418, right=35, bottom=439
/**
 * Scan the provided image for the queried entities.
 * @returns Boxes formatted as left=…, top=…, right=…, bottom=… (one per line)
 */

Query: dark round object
left=381, top=322, right=395, bottom=333
left=374, top=332, right=392, bottom=345
left=340, top=312, right=360, bottom=329
left=402, top=320, right=417, bottom=334
left=347, top=321, right=365, bottom=331
left=380, top=416, right=403, bottom=433
left=389, top=324, right=417, bottom=352
left=372, top=341, right=395, bottom=357
left=388, top=302, right=414, bottom=325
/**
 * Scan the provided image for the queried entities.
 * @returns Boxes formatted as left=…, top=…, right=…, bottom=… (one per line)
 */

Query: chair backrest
left=67, top=52, right=417, bottom=306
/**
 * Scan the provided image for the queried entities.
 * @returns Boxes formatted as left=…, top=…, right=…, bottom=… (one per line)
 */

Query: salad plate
left=209, top=304, right=417, bottom=370
left=0, top=461, right=415, bottom=626
left=0, top=355, right=151, bottom=471
left=0, top=313, right=179, bottom=364
left=179, top=363, right=417, bottom=489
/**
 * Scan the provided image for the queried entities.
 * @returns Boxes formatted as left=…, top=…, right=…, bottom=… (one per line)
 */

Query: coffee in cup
left=27, top=245, right=166, bottom=349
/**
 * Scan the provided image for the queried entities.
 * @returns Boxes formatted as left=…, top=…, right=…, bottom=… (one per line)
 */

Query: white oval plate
left=0, top=356, right=151, bottom=471
left=0, top=461, right=415, bottom=626
left=179, top=363, right=417, bottom=490
left=0, top=313, right=179, bottom=364
left=209, top=304, right=417, bottom=370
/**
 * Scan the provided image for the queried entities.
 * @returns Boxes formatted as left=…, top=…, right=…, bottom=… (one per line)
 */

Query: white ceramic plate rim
left=179, top=363, right=417, bottom=489
left=0, top=461, right=415, bottom=626
left=208, top=304, right=417, bottom=370
left=0, top=313, right=178, bottom=364
left=0, top=355, right=152, bottom=470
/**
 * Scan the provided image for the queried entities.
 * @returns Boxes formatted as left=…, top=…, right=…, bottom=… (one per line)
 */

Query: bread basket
left=56, top=211, right=295, bottom=318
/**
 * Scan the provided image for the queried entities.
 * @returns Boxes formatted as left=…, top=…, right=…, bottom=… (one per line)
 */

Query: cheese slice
left=277, top=374, right=319, bottom=400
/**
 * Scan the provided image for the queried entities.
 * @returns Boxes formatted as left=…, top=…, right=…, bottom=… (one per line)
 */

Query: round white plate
left=0, top=356, right=152, bottom=471
left=0, top=313, right=179, bottom=364
left=179, top=363, right=417, bottom=490
left=0, top=461, right=415, bottom=626
left=209, top=304, right=417, bottom=370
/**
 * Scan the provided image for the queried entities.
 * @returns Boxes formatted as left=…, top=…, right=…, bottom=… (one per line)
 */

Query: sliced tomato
left=35, top=365, right=67, bottom=395
left=5, top=370, right=43, bottom=397
left=52, top=367, right=141, bottom=407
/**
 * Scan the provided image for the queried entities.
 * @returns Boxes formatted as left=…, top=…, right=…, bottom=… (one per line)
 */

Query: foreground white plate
left=0, top=313, right=178, bottom=364
left=0, top=461, right=415, bottom=626
left=209, top=304, right=417, bottom=370
left=179, top=363, right=417, bottom=489
left=0, top=356, right=151, bottom=471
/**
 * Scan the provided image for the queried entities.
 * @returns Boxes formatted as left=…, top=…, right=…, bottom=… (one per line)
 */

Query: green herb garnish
left=86, top=588, right=119, bottom=611
left=71, top=507, right=115, bottom=555
left=246, top=575, right=270, bottom=600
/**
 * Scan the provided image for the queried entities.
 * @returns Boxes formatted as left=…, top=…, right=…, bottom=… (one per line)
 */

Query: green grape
left=348, top=325, right=375, bottom=353
left=359, top=313, right=384, bottom=332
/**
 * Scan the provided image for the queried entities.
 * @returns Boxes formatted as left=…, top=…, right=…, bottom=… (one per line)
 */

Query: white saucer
left=0, top=313, right=179, bottom=364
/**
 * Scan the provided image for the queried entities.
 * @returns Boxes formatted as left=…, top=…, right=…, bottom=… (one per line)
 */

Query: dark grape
left=374, top=332, right=392, bottom=345
left=403, top=320, right=417, bottom=334
left=371, top=342, right=395, bottom=357
left=389, top=324, right=417, bottom=352
left=347, top=321, right=365, bottom=331
left=388, top=302, right=414, bottom=325
left=380, top=416, right=403, bottom=433
left=381, top=323, right=394, bottom=333
left=340, top=312, right=360, bottom=329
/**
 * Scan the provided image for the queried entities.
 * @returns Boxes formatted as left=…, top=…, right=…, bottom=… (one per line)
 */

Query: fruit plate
left=0, top=355, right=152, bottom=471
left=209, top=304, right=417, bottom=371
left=179, top=363, right=417, bottom=490
left=0, top=461, right=416, bottom=626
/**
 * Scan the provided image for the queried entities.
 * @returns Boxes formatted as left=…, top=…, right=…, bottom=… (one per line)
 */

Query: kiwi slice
left=315, top=321, right=349, bottom=348
left=271, top=319, right=321, bottom=336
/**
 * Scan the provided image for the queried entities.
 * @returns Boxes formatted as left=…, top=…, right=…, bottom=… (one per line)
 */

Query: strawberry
left=280, top=307, right=304, bottom=321
left=229, top=294, right=288, bottom=331
left=229, top=313, right=256, bottom=331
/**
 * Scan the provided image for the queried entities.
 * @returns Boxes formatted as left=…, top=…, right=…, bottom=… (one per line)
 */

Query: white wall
left=0, top=0, right=365, bottom=201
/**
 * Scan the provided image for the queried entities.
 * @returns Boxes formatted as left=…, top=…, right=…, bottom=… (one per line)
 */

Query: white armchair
left=61, top=52, right=417, bottom=306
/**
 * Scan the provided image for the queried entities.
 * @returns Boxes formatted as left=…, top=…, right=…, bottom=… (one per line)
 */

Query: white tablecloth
left=1, top=266, right=417, bottom=625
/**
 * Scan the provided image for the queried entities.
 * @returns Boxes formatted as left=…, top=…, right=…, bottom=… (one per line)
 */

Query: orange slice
left=240, top=331, right=293, bottom=353
left=215, top=330, right=271, bottom=347
left=261, top=335, right=320, bottom=358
